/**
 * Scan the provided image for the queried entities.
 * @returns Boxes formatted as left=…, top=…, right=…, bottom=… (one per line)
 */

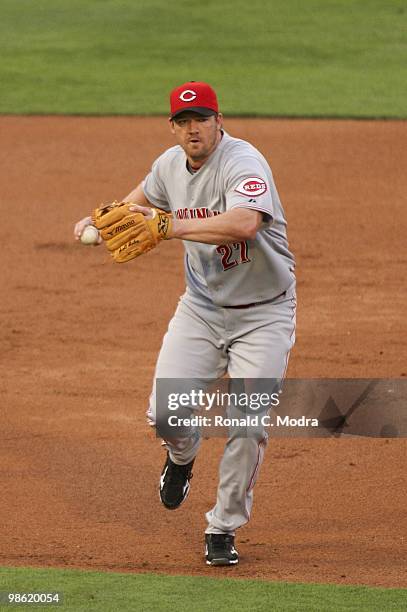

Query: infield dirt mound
left=0, top=117, right=406, bottom=586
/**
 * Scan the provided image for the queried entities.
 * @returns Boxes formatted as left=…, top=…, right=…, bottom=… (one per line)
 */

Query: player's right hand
left=74, top=215, right=93, bottom=241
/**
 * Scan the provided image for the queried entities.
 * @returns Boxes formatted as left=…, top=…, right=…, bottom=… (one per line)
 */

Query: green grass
left=0, top=0, right=406, bottom=116
left=0, top=568, right=406, bottom=611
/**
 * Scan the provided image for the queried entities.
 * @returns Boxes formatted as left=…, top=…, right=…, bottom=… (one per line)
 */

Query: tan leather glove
left=92, top=202, right=172, bottom=263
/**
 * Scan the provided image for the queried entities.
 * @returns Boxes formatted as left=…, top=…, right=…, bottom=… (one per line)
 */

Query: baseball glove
left=92, top=202, right=172, bottom=263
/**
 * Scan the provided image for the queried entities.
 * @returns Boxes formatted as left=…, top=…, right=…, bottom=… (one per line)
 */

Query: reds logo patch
left=235, top=177, right=267, bottom=197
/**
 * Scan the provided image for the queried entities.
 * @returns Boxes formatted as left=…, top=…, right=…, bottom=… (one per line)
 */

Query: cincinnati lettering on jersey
left=175, top=208, right=222, bottom=219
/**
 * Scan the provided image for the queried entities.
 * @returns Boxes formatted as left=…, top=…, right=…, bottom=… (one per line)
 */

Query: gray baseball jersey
left=142, top=131, right=295, bottom=306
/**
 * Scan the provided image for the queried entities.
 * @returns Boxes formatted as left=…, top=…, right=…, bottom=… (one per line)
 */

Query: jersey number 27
left=216, top=241, right=250, bottom=271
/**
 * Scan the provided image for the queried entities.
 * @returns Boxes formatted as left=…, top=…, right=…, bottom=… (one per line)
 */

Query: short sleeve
left=224, top=156, right=274, bottom=223
left=142, top=157, right=171, bottom=212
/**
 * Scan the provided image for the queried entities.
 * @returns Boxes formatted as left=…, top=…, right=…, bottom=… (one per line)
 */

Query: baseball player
left=74, top=81, right=296, bottom=566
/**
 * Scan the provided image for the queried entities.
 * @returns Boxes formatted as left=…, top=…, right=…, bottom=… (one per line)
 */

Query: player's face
left=170, top=112, right=223, bottom=168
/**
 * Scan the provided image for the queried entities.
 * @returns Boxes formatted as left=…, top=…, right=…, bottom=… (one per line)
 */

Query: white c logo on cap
left=179, top=89, right=197, bottom=102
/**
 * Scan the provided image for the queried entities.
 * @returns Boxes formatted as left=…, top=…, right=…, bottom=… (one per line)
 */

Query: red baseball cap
left=170, top=81, right=219, bottom=119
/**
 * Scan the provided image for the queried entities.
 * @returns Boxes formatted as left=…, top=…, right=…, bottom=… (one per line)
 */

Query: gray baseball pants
left=147, top=285, right=296, bottom=534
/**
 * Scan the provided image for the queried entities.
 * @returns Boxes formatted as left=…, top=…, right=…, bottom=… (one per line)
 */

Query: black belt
left=224, top=291, right=287, bottom=309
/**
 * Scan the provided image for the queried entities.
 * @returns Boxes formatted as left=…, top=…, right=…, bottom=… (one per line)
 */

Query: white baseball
left=80, top=225, right=100, bottom=245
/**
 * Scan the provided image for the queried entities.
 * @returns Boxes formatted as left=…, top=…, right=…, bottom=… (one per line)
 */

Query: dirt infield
left=1, top=117, right=406, bottom=587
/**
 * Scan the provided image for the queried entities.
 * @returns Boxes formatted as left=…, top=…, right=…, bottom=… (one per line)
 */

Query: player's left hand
left=92, top=201, right=172, bottom=263
left=128, top=203, right=153, bottom=217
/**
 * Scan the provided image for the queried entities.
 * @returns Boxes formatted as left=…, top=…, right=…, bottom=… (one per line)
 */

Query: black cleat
left=159, top=453, right=195, bottom=510
left=205, top=533, right=239, bottom=566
